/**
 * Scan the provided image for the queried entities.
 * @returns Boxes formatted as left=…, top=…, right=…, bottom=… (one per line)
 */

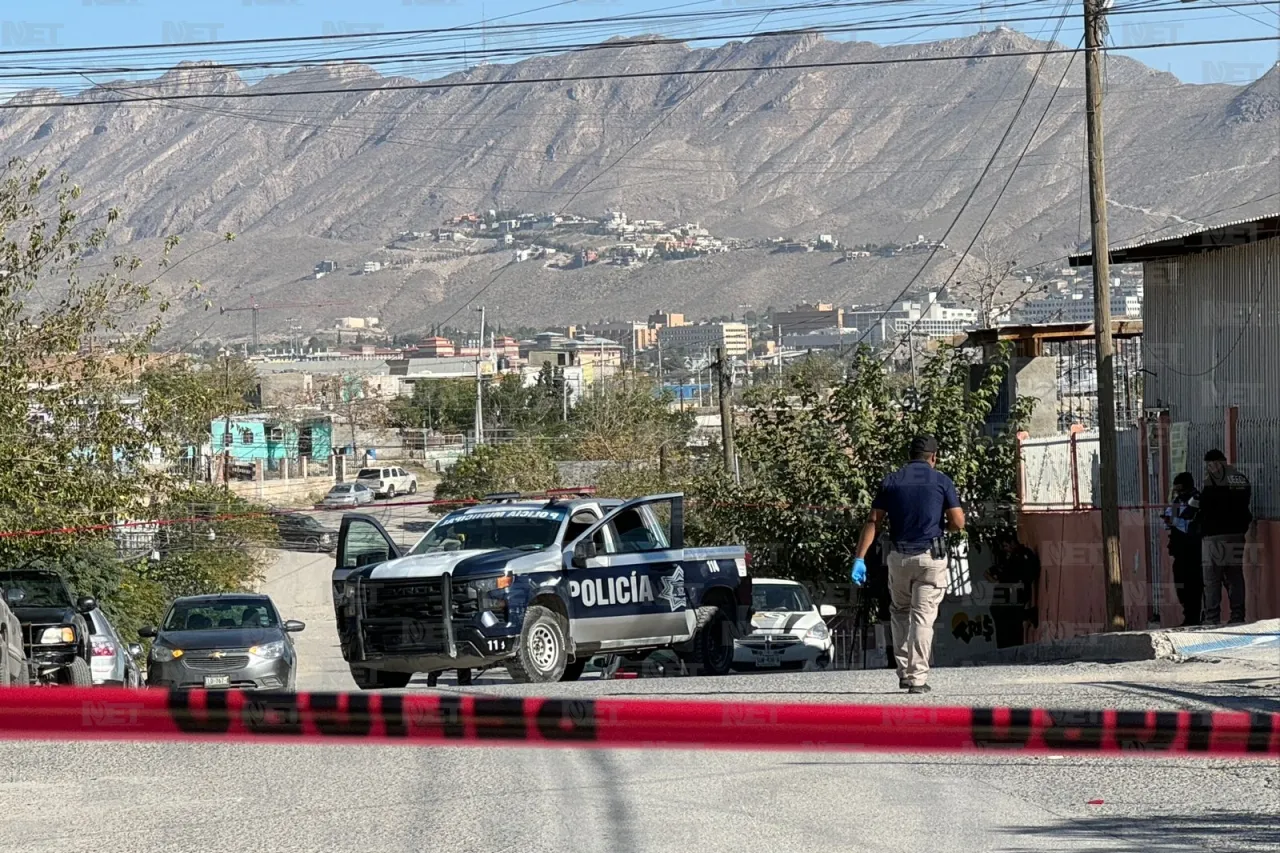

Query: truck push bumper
left=350, top=573, right=516, bottom=672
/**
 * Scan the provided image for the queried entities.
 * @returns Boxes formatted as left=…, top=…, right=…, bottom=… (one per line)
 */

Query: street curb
left=964, top=619, right=1280, bottom=665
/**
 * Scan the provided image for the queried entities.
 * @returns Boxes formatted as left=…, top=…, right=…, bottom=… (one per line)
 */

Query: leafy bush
left=687, top=344, right=1030, bottom=584
left=435, top=440, right=560, bottom=500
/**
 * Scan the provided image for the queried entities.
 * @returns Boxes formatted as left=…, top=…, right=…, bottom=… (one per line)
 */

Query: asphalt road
left=0, top=544, right=1275, bottom=853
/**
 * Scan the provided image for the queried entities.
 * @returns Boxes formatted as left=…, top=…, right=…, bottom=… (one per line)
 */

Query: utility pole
left=474, top=306, right=486, bottom=447
left=221, top=351, right=232, bottom=488
left=715, top=346, right=736, bottom=479
left=1084, top=0, right=1126, bottom=631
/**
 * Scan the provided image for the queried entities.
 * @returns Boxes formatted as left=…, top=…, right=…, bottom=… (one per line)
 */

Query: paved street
left=0, top=541, right=1275, bottom=853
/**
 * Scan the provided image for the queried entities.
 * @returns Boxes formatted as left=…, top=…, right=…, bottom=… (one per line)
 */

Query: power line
left=839, top=5, right=1077, bottom=357
left=5, top=0, right=1237, bottom=86
left=4, top=34, right=1274, bottom=112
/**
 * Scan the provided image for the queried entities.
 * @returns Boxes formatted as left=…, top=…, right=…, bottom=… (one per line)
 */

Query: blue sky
left=1, top=0, right=1276, bottom=92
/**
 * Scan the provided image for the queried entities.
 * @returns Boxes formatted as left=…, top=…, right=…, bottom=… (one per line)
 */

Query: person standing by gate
left=1162, top=472, right=1203, bottom=627
left=852, top=435, right=965, bottom=694
left=1193, top=450, right=1252, bottom=625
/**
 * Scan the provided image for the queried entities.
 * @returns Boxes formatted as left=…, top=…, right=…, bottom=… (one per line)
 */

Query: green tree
left=564, top=373, right=694, bottom=464
left=434, top=440, right=560, bottom=500
left=688, top=345, right=1030, bottom=584
left=139, top=354, right=259, bottom=474
left=0, top=159, right=179, bottom=557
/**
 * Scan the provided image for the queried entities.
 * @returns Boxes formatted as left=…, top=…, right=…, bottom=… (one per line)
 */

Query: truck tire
left=0, top=638, right=9, bottom=687
left=506, top=605, right=568, bottom=683
left=63, top=657, right=93, bottom=687
left=559, top=659, right=588, bottom=682
left=681, top=605, right=734, bottom=677
left=455, top=668, right=473, bottom=686
left=350, top=666, right=412, bottom=690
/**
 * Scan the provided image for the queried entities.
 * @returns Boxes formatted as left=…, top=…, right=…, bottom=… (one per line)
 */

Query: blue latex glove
left=851, top=557, right=867, bottom=585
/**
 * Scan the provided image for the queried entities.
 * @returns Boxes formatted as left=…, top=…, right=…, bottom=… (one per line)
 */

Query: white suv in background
left=356, top=466, right=418, bottom=499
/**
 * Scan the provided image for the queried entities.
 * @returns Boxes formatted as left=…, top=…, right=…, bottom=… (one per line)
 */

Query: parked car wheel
left=304, top=536, right=321, bottom=552
left=408, top=481, right=418, bottom=495
left=385, top=484, right=396, bottom=500
left=63, top=657, right=93, bottom=687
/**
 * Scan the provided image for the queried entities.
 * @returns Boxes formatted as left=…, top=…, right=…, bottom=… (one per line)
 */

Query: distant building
left=648, top=310, right=686, bottom=329
left=1006, top=284, right=1142, bottom=325
left=581, top=321, right=657, bottom=354
left=362, top=261, right=382, bottom=274
left=314, top=260, right=338, bottom=277
left=846, top=292, right=978, bottom=344
left=417, top=337, right=456, bottom=358
left=774, top=302, right=846, bottom=335
left=658, top=321, right=751, bottom=357
left=336, top=317, right=380, bottom=330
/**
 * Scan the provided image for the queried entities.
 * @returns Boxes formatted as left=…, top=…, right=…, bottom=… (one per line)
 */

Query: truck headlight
left=467, top=575, right=512, bottom=612
left=249, top=640, right=285, bottom=660
left=806, top=623, right=830, bottom=642
left=37, top=626, right=76, bottom=644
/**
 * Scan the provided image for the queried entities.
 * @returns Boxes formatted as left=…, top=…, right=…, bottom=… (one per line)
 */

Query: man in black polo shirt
left=853, top=435, right=965, bottom=694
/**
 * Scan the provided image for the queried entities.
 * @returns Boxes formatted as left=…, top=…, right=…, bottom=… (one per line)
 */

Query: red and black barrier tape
left=0, top=687, right=1276, bottom=757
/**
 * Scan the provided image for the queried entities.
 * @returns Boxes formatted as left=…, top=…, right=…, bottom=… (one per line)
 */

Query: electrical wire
left=3, top=34, right=1275, bottom=111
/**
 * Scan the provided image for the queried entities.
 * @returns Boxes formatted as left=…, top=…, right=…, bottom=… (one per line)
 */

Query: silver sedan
left=320, top=482, right=376, bottom=508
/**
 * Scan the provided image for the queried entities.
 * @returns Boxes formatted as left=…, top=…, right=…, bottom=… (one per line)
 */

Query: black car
left=275, top=513, right=338, bottom=553
left=140, top=593, right=305, bottom=691
left=0, top=570, right=96, bottom=686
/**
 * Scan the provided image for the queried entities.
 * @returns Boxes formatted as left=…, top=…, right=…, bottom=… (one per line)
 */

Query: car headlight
left=806, top=623, right=830, bottom=642
left=249, top=640, right=285, bottom=660
left=37, top=626, right=76, bottom=644
left=150, top=642, right=183, bottom=662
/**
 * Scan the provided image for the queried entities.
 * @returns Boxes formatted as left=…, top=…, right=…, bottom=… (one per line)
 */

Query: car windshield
left=410, top=507, right=566, bottom=554
left=357, top=469, right=381, bottom=479
left=0, top=572, right=73, bottom=607
left=330, top=484, right=353, bottom=494
left=753, top=584, right=813, bottom=612
left=163, top=599, right=279, bottom=631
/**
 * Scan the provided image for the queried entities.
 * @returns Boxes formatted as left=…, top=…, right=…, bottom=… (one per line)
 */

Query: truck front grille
left=357, top=577, right=454, bottom=657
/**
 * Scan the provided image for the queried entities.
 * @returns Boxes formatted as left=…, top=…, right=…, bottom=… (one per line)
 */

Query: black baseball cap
left=1173, top=471, right=1195, bottom=488
left=1204, top=449, right=1227, bottom=462
left=910, top=435, right=938, bottom=456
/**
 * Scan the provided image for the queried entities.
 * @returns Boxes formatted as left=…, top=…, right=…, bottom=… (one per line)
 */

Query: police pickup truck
left=332, top=490, right=751, bottom=687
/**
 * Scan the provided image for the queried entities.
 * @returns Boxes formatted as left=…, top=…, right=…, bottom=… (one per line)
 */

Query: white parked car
left=321, top=482, right=376, bottom=508
left=732, top=579, right=835, bottom=672
left=356, top=466, right=418, bottom=499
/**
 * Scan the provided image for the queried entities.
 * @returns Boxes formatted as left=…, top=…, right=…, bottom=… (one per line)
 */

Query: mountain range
left=4, top=29, right=1277, bottom=345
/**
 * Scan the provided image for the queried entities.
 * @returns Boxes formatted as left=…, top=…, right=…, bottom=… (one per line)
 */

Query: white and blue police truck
left=331, top=490, right=752, bottom=687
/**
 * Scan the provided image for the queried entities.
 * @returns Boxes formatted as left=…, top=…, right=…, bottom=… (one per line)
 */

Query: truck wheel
left=0, top=639, right=9, bottom=687
left=559, top=659, right=588, bottom=682
left=62, top=657, right=93, bottom=687
left=506, top=605, right=568, bottom=683
left=350, top=666, right=412, bottom=690
left=409, top=481, right=418, bottom=495
left=455, top=668, right=473, bottom=686
left=682, top=605, right=734, bottom=677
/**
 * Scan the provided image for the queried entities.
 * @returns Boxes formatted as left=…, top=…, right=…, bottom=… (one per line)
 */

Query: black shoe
left=899, top=679, right=910, bottom=690
left=907, top=684, right=932, bottom=695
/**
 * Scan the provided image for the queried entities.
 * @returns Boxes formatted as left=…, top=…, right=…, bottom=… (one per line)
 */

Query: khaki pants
left=888, top=550, right=948, bottom=687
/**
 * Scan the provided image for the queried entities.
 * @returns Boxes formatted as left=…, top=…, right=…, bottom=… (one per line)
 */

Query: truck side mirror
left=3, top=588, right=24, bottom=605
left=819, top=604, right=837, bottom=618
left=572, top=540, right=597, bottom=568
left=138, top=625, right=158, bottom=639
left=76, top=596, right=97, bottom=614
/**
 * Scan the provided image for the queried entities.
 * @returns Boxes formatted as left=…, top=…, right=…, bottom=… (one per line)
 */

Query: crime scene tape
left=1, top=687, right=1276, bottom=757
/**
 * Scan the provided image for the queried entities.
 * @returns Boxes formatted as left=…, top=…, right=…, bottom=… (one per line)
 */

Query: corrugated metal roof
left=1068, top=213, right=1280, bottom=266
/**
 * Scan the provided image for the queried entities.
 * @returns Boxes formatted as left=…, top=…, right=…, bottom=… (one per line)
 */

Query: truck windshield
left=0, top=572, right=73, bottom=608
left=410, top=508, right=566, bottom=554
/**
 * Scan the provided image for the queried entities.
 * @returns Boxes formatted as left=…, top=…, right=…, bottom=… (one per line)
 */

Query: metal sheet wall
left=1143, top=237, right=1279, bottom=518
